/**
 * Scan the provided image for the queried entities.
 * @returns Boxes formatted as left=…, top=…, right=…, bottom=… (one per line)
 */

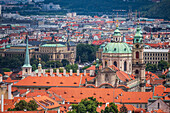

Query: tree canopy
left=102, top=102, right=118, bottom=113
left=158, top=60, right=169, bottom=71
left=76, top=44, right=99, bottom=63
left=8, top=100, right=38, bottom=111
left=68, top=97, right=103, bottom=113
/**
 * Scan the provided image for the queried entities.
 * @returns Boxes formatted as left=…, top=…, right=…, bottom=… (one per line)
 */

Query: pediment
left=100, top=67, right=116, bottom=73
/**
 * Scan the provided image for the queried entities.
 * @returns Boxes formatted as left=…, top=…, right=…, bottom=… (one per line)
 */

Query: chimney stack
left=84, top=70, right=86, bottom=76
left=90, top=70, right=94, bottom=76
left=1, top=95, right=4, bottom=112
left=77, top=69, right=79, bottom=76
left=50, top=69, right=53, bottom=76
left=38, top=68, right=41, bottom=77
left=0, top=74, right=2, bottom=82
left=43, top=69, right=46, bottom=75
left=63, top=69, right=66, bottom=76
left=8, top=84, right=12, bottom=99
left=70, top=69, right=73, bottom=76
left=57, top=69, right=59, bottom=76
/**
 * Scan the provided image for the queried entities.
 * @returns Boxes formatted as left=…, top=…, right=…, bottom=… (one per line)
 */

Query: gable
left=100, top=67, right=116, bottom=73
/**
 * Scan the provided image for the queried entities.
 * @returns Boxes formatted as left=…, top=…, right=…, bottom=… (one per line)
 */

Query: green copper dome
left=134, top=25, right=143, bottom=43
left=113, top=26, right=121, bottom=36
left=103, top=42, right=131, bottom=54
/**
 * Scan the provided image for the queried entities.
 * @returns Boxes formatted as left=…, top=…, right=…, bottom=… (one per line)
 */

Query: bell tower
left=22, top=35, right=32, bottom=76
left=132, top=24, right=146, bottom=92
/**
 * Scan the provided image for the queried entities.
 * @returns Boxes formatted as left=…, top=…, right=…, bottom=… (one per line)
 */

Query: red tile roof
left=49, top=87, right=124, bottom=104
left=13, top=76, right=86, bottom=87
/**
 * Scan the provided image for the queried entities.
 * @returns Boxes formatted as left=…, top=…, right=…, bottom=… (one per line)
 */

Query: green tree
left=8, top=100, right=38, bottom=111
left=76, top=44, right=99, bottom=63
left=61, top=59, right=69, bottom=67
left=28, top=100, right=38, bottom=111
left=120, top=104, right=128, bottom=113
left=146, top=63, right=157, bottom=73
left=2, top=68, right=11, bottom=72
left=70, top=97, right=102, bottom=113
left=15, top=100, right=28, bottom=111
left=103, top=102, right=118, bottom=113
left=158, top=60, right=169, bottom=71
left=40, top=54, right=49, bottom=62
left=65, top=64, right=78, bottom=72
left=32, top=64, right=37, bottom=71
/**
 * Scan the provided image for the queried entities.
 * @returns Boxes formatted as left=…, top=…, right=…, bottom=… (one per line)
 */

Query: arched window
left=105, top=61, right=107, bottom=67
left=113, top=61, right=117, bottom=67
left=124, top=61, right=127, bottom=71
left=105, top=74, right=109, bottom=82
left=135, top=70, right=139, bottom=74
left=136, top=51, right=139, bottom=59
left=25, top=69, right=28, bottom=72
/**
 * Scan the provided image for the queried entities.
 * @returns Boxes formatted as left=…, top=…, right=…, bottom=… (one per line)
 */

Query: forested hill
left=140, top=0, right=170, bottom=20
left=43, top=0, right=170, bottom=20
left=44, top=0, right=152, bottom=12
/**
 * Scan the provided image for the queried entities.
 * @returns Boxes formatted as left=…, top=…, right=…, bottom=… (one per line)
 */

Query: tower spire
left=23, top=35, right=31, bottom=67
left=22, top=35, right=32, bottom=76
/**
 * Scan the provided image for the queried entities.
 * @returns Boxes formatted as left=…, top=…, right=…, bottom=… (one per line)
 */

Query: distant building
left=144, top=49, right=169, bottom=64
left=42, top=3, right=61, bottom=11
left=66, top=12, right=77, bottom=18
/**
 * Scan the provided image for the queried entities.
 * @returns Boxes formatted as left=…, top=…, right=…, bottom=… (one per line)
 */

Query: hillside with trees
left=44, top=0, right=152, bottom=14
left=140, top=0, right=170, bottom=20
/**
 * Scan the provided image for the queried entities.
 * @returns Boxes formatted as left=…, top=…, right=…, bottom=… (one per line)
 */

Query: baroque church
left=94, top=24, right=146, bottom=92
left=21, top=24, right=146, bottom=92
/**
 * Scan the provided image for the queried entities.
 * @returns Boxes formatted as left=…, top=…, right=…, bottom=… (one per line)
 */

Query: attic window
left=107, top=94, right=110, bottom=96
left=71, top=96, right=74, bottom=98
left=93, top=93, right=96, bottom=95
left=60, top=82, right=63, bottom=84
left=80, top=92, right=83, bottom=95
left=74, top=100, right=76, bottom=102
left=139, top=98, right=141, bottom=100
left=64, top=92, right=67, bottom=94
left=74, top=82, right=77, bottom=84
left=46, top=82, right=50, bottom=84
left=33, top=82, right=36, bottom=84
left=99, top=97, right=102, bottom=99
left=128, top=98, right=130, bottom=100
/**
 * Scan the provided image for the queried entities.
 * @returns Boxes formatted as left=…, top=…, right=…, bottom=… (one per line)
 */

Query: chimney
left=77, top=69, right=79, bottom=76
left=43, top=69, right=46, bottom=75
left=0, top=74, right=2, bottom=82
left=84, top=70, right=86, bottom=76
left=38, top=68, right=41, bottom=77
left=50, top=69, right=53, bottom=76
left=57, top=69, right=59, bottom=76
left=8, top=84, right=12, bottom=99
left=70, top=69, right=73, bottom=76
left=1, top=95, right=4, bottom=112
left=63, top=69, right=66, bottom=76
left=90, top=70, right=94, bottom=76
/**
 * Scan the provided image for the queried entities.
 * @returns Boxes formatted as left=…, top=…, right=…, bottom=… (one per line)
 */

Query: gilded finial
left=116, top=20, right=119, bottom=27
left=39, top=58, right=41, bottom=64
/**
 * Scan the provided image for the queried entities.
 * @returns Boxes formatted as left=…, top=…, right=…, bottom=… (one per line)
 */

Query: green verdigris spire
left=113, top=25, right=121, bottom=37
left=23, top=35, right=32, bottom=68
left=134, top=24, right=143, bottom=43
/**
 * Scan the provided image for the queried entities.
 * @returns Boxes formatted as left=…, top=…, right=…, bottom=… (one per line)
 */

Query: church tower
left=22, top=35, right=32, bottom=76
left=132, top=24, right=146, bottom=92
